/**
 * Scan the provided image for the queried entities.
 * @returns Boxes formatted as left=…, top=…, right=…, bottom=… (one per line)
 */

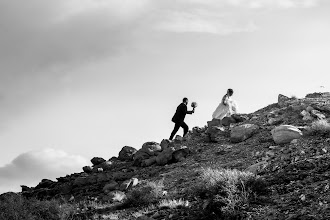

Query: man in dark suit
left=169, top=97, right=195, bottom=140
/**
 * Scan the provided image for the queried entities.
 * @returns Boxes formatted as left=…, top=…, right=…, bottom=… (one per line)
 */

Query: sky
left=1, top=0, right=330, bottom=193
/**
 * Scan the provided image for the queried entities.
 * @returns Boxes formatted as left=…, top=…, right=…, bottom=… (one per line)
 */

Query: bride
left=212, top=88, right=238, bottom=120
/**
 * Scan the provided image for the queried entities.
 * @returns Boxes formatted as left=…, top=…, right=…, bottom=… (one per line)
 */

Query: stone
left=311, top=110, right=326, bottom=120
left=73, top=177, right=88, bottom=186
left=221, top=116, right=236, bottom=126
left=207, top=126, right=226, bottom=142
left=245, top=161, right=268, bottom=175
left=156, top=147, right=175, bottom=165
left=230, top=124, right=259, bottom=143
left=306, top=106, right=314, bottom=112
left=120, top=178, right=139, bottom=191
left=175, top=135, right=183, bottom=142
left=98, top=161, right=113, bottom=171
left=207, top=118, right=222, bottom=127
left=103, top=180, right=119, bottom=193
left=133, top=150, right=150, bottom=166
left=118, top=146, right=137, bottom=161
left=268, top=118, right=283, bottom=126
left=172, top=146, right=190, bottom=162
left=271, top=125, right=303, bottom=144
left=278, top=94, right=290, bottom=107
left=231, top=114, right=249, bottom=123
left=83, top=166, right=93, bottom=173
left=35, top=179, right=55, bottom=189
left=141, top=142, right=162, bottom=156
left=91, top=157, right=106, bottom=166
left=141, top=156, right=157, bottom=167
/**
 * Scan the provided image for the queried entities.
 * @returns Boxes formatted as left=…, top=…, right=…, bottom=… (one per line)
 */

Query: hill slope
left=2, top=92, right=330, bottom=220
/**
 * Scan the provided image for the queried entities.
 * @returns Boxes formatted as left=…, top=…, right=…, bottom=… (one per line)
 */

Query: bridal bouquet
left=191, top=102, right=198, bottom=108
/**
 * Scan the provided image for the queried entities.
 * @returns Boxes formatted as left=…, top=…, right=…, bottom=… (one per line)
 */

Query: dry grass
left=158, top=198, right=189, bottom=209
left=123, top=180, right=165, bottom=208
left=187, top=167, right=269, bottom=219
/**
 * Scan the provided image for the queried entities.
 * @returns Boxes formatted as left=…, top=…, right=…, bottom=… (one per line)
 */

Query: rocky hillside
left=4, top=92, right=330, bottom=220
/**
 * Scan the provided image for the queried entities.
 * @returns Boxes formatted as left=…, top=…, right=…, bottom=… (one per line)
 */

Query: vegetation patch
left=188, top=168, right=269, bottom=219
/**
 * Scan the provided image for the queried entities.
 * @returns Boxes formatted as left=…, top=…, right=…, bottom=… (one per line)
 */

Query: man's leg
left=169, top=123, right=181, bottom=140
left=181, top=122, right=189, bottom=137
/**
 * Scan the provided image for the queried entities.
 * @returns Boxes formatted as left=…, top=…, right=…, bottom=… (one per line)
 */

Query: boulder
left=141, top=142, right=162, bottom=156
left=207, top=118, right=222, bottom=127
left=91, top=157, right=106, bottom=166
left=207, top=126, right=226, bottom=142
left=174, top=135, right=183, bottom=142
left=103, top=180, right=119, bottom=193
left=271, top=125, right=303, bottom=144
left=118, top=146, right=137, bottom=161
left=97, top=161, right=113, bottom=171
left=156, top=147, right=175, bottom=165
left=112, top=172, right=135, bottom=181
left=230, top=124, right=259, bottom=143
left=245, top=161, right=268, bottom=175
left=278, top=94, right=290, bottom=107
left=221, top=116, right=236, bottom=126
left=141, top=156, right=157, bottom=167
left=231, top=114, right=249, bottom=123
left=83, top=166, right=93, bottom=173
left=172, top=146, right=190, bottom=162
left=35, top=179, right=55, bottom=189
left=160, top=139, right=174, bottom=151
left=133, top=150, right=150, bottom=166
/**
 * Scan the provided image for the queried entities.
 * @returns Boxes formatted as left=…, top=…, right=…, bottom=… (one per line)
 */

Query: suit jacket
left=172, top=103, right=193, bottom=123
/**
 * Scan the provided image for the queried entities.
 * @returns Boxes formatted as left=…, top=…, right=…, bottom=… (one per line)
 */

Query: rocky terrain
left=2, top=92, right=330, bottom=220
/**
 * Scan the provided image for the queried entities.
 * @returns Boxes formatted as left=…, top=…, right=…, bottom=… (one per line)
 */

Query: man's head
left=227, top=88, right=234, bottom=96
left=183, top=97, right=188, bottom=105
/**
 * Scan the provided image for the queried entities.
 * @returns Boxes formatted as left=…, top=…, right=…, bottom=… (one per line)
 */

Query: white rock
left=271, top=125, right=303, bottom=144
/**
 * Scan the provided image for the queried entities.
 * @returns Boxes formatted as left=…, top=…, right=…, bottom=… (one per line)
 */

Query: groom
left=169, top=97, right=195, bottom=140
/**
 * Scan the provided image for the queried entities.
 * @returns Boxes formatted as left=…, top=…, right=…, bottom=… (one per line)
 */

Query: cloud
left=0, top=149, right=88, bottom=194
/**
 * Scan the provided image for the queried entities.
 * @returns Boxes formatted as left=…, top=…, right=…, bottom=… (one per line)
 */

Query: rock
left=230, top=124, right=259, bottom=143
left=97, top=161, right=113, bottom=171
left=156, top=147, right=175, bottom=165
left=119, top=178, right=139, bottom=191
left=141, top=156, right=157, bottom=167
left=306, top=106, right=314, bottom=112
left=118, top=146, right=137, bottom=161
left=278, top=94, right=290, bottom=107
left=207, top=126, right=226, bottom=142
left=221, top=116, right=236, bottom=126
left=207, top=118, right=222, bottom=127
left=133, top=150, right=150, bottom=166
left=231, top=114, right=249, bottom=123
left=35, top=179, right=55, bottom=189
left=73, top=177, right=88, bottom=186
left=83, top=166, right=93, bottom=173
left=172, top=146, right=190, bottom=162
left=141, top=142, right=162, bottom=156
left=91, top=157, right=106, bottom=166
left=245, top=161, right=268, bottom=174
left=268, top=118, right=283, bottom=126
left=103, top=180, right=119, bottom=193
left=175, top=135, right=183, bottom=142
left=271, top=125, right=303, bottom=144
left=311, top=110, right=326, bottom=120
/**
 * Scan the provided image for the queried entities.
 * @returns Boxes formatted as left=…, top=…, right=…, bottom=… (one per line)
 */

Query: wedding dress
left=212, top=95, right=238, bottom=120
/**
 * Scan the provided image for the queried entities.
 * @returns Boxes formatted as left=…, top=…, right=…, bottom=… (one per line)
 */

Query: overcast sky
left=1, top=0, right=330, bottom=193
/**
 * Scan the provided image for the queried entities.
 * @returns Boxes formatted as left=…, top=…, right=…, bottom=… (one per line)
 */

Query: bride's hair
left=227, top=88, right=234, bottom=95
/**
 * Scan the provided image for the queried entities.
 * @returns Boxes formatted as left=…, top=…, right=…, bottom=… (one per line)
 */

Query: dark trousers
left=169, top=121, right=189, bottom=140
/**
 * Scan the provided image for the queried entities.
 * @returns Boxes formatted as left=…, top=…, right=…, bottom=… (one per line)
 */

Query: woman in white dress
left=212, top=88, right=237, bottom=120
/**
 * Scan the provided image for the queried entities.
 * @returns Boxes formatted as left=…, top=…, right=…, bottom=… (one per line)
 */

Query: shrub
left=188, top=168, right=269, bottom=219
left=123, top=180, right=165, bottom=207
left=0, top=193, right=77, bottom=220
left=309, top=119, right=330, bottom=136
